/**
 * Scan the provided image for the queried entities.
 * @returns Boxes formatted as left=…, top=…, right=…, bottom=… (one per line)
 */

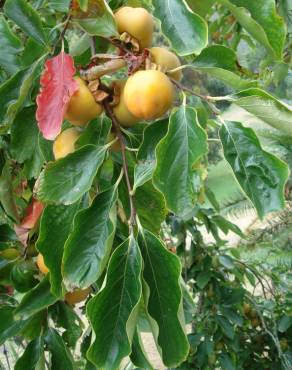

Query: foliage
left=0, top=0, right=291, bottom=369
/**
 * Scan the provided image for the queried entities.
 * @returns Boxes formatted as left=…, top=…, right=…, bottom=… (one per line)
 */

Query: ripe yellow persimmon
left=1, top=248, right=20, bottom=260
left=36, top=253, right=49, bottom=274
left=150, top=47, right=182, bottom=81
left=65, top=287, right=91, bottom=305
left=114, top=7, right=154, bottom=49
left=64, top=77, right=102, bottom=126
left=53, top=127, right=81, bottom=160
left=124, top=70, right=174, bottom=120
left=113, top=81, right=140, bottom=127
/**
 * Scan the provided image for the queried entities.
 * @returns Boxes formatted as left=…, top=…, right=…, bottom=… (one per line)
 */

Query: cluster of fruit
left=53, top=6, right=182, bottom=160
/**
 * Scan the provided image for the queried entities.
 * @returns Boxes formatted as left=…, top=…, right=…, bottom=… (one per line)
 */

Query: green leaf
left=212, top=215, right=244, bottom=237
left=219, top=0, right=286, bottom=59
left=87, top=236, right=142, bottom=370
left=192, top=45, right=255, bottom=90
left=14, top=275, right=58, bottom=320
left=63, top=187, right=117, bottom=290
left=138, top=229, right=189, bottom=367
left=48, top=0, right=71, bottom=12
left=36, top=202, right=81, bottom=297
left=11, top=260, right=39, bottom=293
left=196, top=271, right=212, bottom=289
left=278, top=315, right=292, bottom=333
left=133, top=119, right=168, bottom=191
left=135, top=181, right=167, bottom=234
left=0, top=305, right=27, bottom=344
left=186, top=0, right=215, bottom=16
left=45, top=328, right=76, bottom=370
left=19, top=311, right=44, bottom=341
left=15, top=337, right=44, bottom=370
left=4, top=0, right=48, bottom=46
left=219, top=255, right=235, bottom=269
left=0, top=59, right=43, bottom=128
left=0, top=16, right=23, bottom=75
left=153, top=106, right=208, bottom=218
left=0, top=163, right=19, bottom=222
left=37, top=145, right=106, bottom=204
left=75, top=116, right=111, bottom=149
left=216, top=316, right=235, bottom=339
left=232, top=88, right=292, bottom=136
left=130, top=329, right=153, bottom=369
left=50, top=302, right=83, bottom=348
left=153, top=0, right=208, bottom=56
left=219, top=121, right=289, bottom=218
left=73, top=0, right=118, bottom=38
left=219, top=353, right=236, bottom=370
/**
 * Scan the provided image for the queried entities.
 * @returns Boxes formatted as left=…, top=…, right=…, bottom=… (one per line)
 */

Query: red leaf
left=36, top=52, right=79, bottom=140
left=20, top=199, right=44, bottom=229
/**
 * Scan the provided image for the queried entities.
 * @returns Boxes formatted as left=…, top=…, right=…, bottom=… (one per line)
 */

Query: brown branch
left=101, top=37, right=133, bottom=54
left=3, top=345, right=11, bottom=370
left=103, top=100, right=136, bottom=230
left=52, top=11, right=72, bottom=54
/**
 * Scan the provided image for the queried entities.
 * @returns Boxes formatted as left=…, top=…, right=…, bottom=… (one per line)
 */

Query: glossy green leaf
left=50, top=302, right=83, bottom=348
left=133, top=119, right=168, bottom=191
left=63, top=188, right=117, bottom=290
left=76, top=116, right=111, bottom=149
left=232, top=88, right=292, bottom=136
left=135, top=181, right=167, bottom=234
left=14, top=276, right=58, bottom=320
left=45, top=328, right=76, bottom=370
left=73, top=0, right=118, bottom=37
left=15, top=337, right=44, bottom=370
left=0, top=163, right=19, bottom=222
left=36, top=202, right=81, bottom=297
left=11, top=260, right=39, bottom=293
left=19, top=311, right=45, bottom=341
left=37, top=145, right=106, bottom=204
left=219, top=0, right=286, bottom=59
left=0, top=16, right=23, bottom=75
left=186, top=0, right=215, bottom=16
left=138, top=229, right=189, bottom=367
left=219, top=121, right=289, bottom=218
left=4, top=0, right=48, bottom=46
left=192, top=45, right=255, bottom=90
left=0, top=58, right=43, bottom=128
left=153, top=106, right=208, bottom=218
left=87, top=236, right=142, bottom=370
left=216, top=316, right=235, bottom=339
left=0, top=305, right=27, bottom=344
left=219, top=353, right=236, bottom=370
left=130, top=329, right=153, bottom=369
left=196, top=271, right=212, bottom=289
left=153, top=0, right=208, bottom=56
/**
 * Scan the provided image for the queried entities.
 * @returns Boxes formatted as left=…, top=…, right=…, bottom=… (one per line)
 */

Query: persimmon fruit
left=150, top=47, right=182, bottom=81
left=65, top=287, right=91, bottom=305
left=114, top=7, right=154, bottom=49
left=124, top=70, right=174, bottom=120
left=36, top=253, right=49, bottom=274
left=64, top=77, right=102, bottom=126
left=53, top=127, right=81, bottom=160
left=113, top=80, right=140, bottom=127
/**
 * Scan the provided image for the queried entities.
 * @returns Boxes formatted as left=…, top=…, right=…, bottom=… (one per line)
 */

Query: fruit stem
left=103, top=100, right=137, bottom=229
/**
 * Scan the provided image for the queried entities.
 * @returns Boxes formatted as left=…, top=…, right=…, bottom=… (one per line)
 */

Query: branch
left=3, top=345, right=11, bottom=370
left=52, top=10, right=72, bottom=54
left=103, top=100, right=136, bottom=230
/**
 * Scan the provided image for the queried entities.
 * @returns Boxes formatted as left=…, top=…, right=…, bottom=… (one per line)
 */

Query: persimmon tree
left=0, top=0, right=291, bottom=369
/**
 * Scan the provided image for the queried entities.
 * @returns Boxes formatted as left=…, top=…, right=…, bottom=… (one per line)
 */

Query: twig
left=101, top=36, right=132, bottom=54
left=91, top=36, right=97, bottom=55
left=103, top=100, right=136, bottom=229
left=3, top=344, right=11, bottom=370
left=52, top=10, right=72, bottom=54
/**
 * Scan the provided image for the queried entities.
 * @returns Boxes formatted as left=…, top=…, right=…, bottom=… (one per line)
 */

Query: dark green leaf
left=219, top=352, right=236, bottom=370
left=278, top=315, right=292, bottom=333
left=0, top=305, right=27, bottom=344
left=233, top=88, right=292, bottom=136
left=14, top=275, right=58, bottom=320
left=0, top=224, right=18, bottom=243
left=75, top=116, right=111, bottom=149
left=63, top=187, right=117, bottom=290
left=0, top=163, right=19, bottom=222
left=87, top=236, right=142, bottom=370
left=138, top=229, right=189, bottom=367
left=153, top=0, right=208, bottom=56
left=212, top=215, right=244, bottom=237
left=11, top=260, right=39, bottom=292
left=4, top=0, right=48, bottom=46
left=15, top=337, right=44, bottom=370
left=153, top=106, right=207, bottom=218
left=216, top=316, right=235, bottom=339
left=0, top=16, right=23, bottom=75
left=219, top=255, right=235, bottom=269
left=219, top=121, right=289, bottom=218
left=186, top=0, right=215, bottom=16
left=19, top=311, right=45, bottom=341
left=36, top=202, right=81, bottom=297
left=196, top=271, right=212, bottom=289
left=135, top=181, right=167, bottom=234
left=45, top=328, right=76, bottom=370
left=133, top=119, right=168, bottom=191
left=73, top=0, right=118, bottom=38
left=37, top=145, right=106, bottom=204
left=130, top=329, right=153, bottom=369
